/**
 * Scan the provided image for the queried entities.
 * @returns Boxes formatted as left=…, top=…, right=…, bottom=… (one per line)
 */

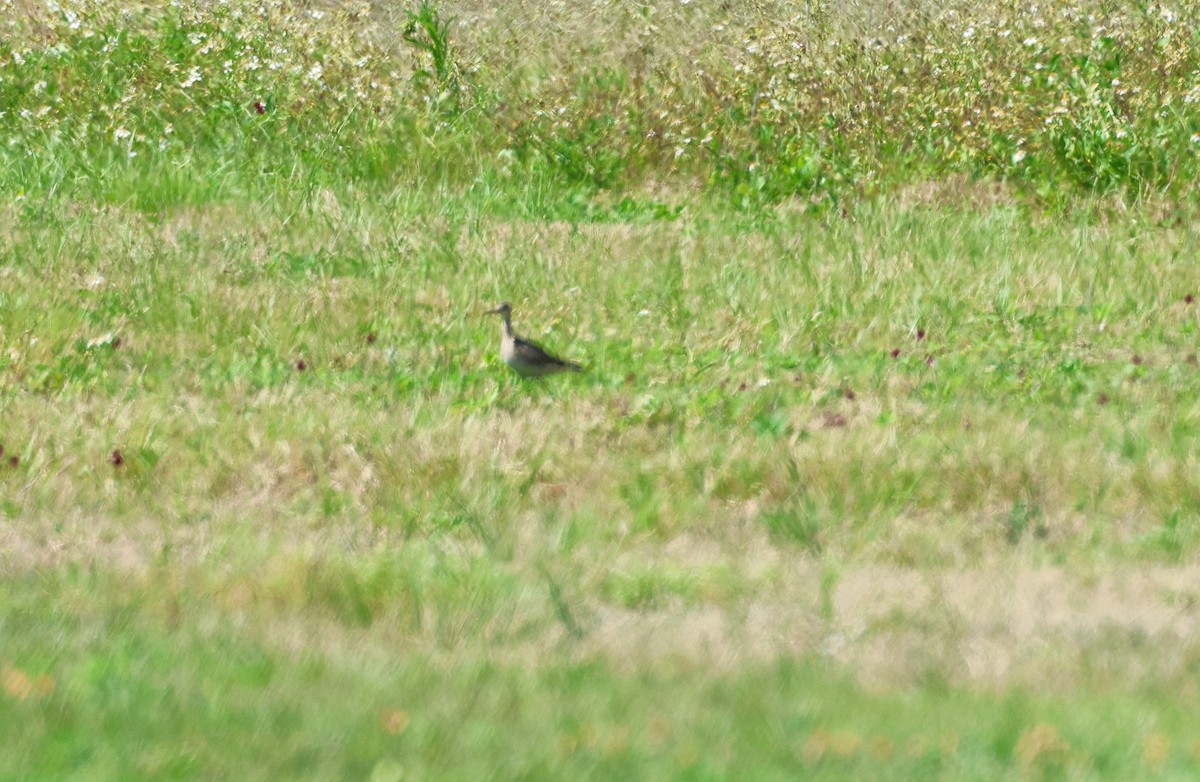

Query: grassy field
left=4, top=0, right=1200, bottom=779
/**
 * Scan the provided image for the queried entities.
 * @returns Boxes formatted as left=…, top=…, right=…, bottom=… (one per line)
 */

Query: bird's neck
left=499, top=313, right=514, bottom=340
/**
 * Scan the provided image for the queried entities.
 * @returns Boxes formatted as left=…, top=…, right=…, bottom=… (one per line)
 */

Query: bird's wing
left=514, top=337, right=580, bottom=370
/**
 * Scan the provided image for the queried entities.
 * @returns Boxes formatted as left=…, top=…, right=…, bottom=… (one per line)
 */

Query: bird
left=486, top=302, right=582, bottom=378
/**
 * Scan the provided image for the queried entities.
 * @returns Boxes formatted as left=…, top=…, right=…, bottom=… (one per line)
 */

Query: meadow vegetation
left=3, top=0, right=1200, bottom=778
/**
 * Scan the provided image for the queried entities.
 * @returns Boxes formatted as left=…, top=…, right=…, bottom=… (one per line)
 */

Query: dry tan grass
left=569, top=562, right=1200, bottom=691
left=6, top=503, right=1198, bottom=692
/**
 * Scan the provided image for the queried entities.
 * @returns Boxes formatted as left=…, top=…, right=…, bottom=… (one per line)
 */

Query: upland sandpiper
left=486, top=302, right=582, bottom=377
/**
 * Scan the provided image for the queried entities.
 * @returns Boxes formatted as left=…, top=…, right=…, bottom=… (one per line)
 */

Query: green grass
left=4, top=0, right=1200, bottom=778
left=4, top=188, right=1200, bottom=779
left=4, top=569, right=1199, bottom=780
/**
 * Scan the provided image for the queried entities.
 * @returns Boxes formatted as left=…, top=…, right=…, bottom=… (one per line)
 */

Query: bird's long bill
left=485, top=306, right=504, bottom=315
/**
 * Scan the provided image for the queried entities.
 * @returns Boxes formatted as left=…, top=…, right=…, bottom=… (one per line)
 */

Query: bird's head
left=486, top=302, right=512, bottom=317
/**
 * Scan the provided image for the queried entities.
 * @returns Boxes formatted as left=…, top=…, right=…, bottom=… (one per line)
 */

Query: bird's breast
left=500, top=335, right=519, bottom=365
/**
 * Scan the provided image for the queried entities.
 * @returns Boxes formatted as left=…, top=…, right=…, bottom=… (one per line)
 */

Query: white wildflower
left=180, top=66, right=202, bottom=89
left=85, top=332, right=114, bottom=349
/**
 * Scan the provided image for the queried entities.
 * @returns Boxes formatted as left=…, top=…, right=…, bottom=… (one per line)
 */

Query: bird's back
left=508, top=336, right=581, bottom=377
